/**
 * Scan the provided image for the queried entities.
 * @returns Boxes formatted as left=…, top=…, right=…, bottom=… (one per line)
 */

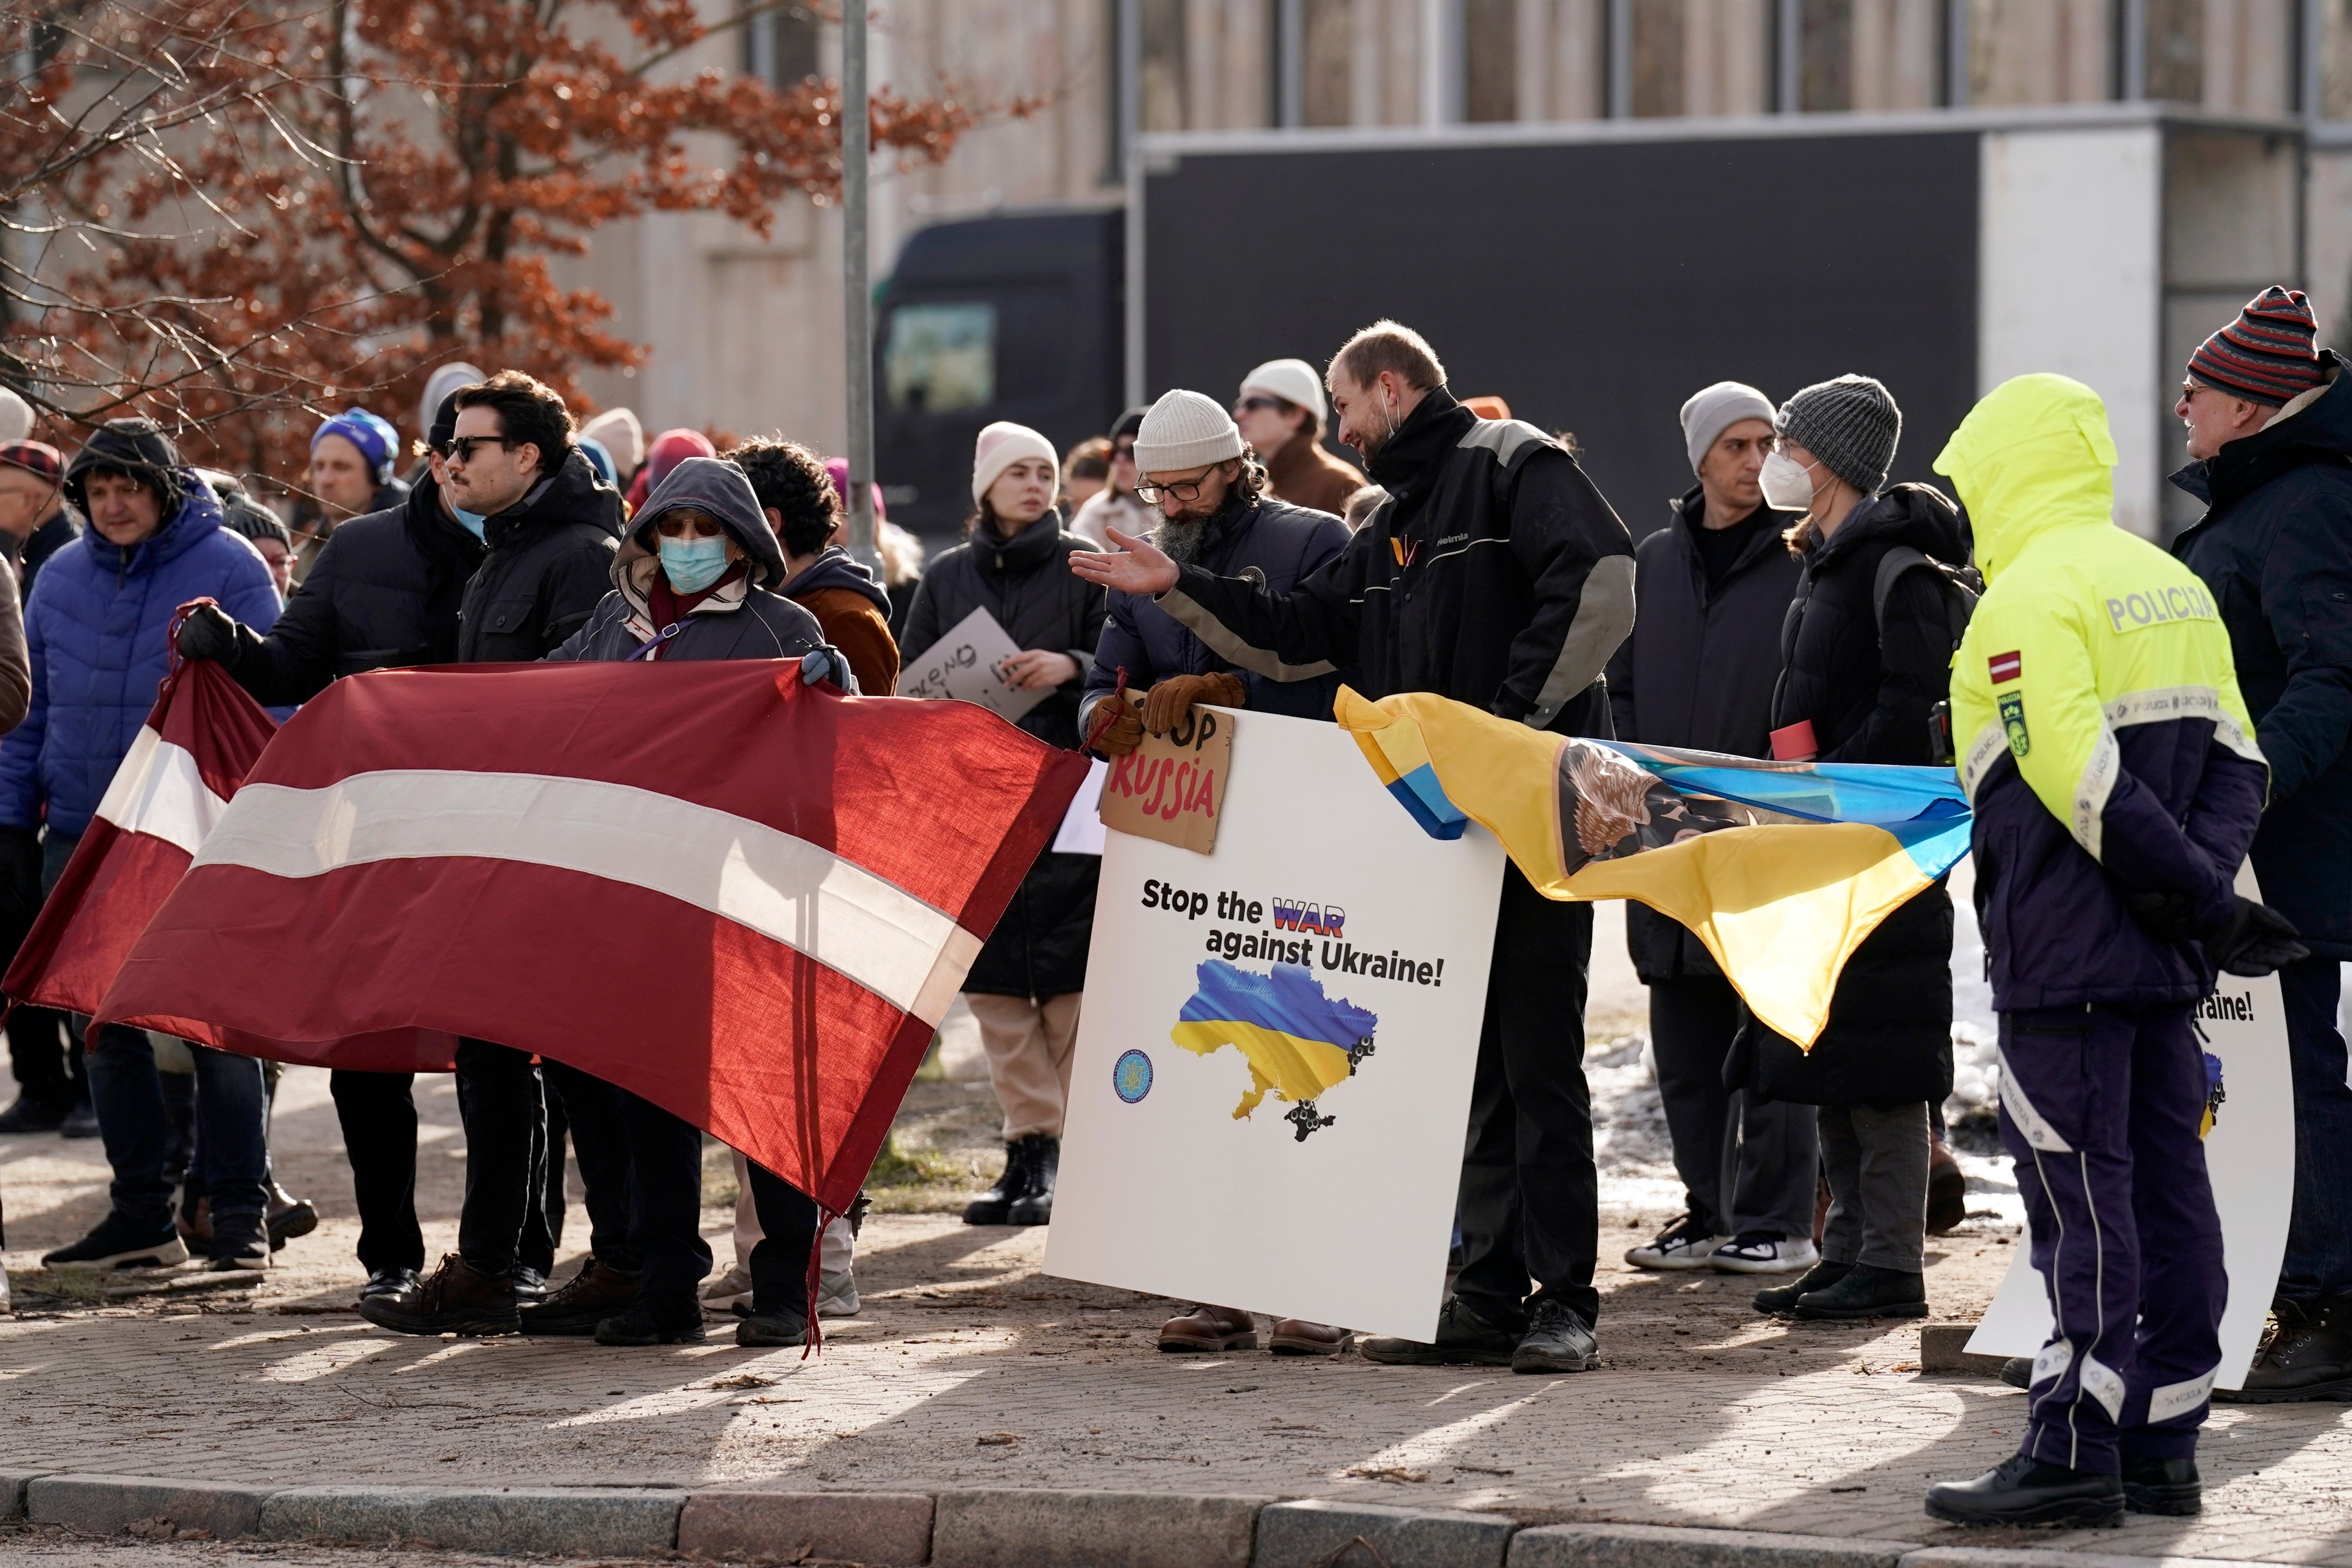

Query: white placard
left=897, top=606, right=1048, bottom=722
left=1966, top=864, right=2295, bottom=1389
left=1045, top=710, right=1507, bottom=1342
left=1051, top=757, right=1109, bottom=856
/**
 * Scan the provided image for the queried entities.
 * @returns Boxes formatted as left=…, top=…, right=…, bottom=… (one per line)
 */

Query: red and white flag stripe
left=98, top=659, right=1087, bottom=1211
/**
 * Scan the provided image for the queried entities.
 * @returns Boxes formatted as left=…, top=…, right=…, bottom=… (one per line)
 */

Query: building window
left=1966, top=0, right=2112, bottom=106
left=1632, top=0, right=1687, bottom=117
left=884, top=303, right=995, bottom=415
left=2142, top=0, right=2204, bottom=102
left=742, top=3, right=820, bottom=90
left=1302, top=0, right=1353, bottom=125
left=1465, top=0, right=1520, bottom=120
left=1141, top=0, right=1188, bottom=131
left=1799, top=0, right=1854, bottom=109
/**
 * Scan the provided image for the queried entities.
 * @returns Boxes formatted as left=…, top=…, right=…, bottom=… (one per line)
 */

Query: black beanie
left=64, top=417, right=184, bottom=514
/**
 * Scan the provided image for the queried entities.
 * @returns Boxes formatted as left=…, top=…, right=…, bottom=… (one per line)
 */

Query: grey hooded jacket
left=548, top=456, right=833, bottom=667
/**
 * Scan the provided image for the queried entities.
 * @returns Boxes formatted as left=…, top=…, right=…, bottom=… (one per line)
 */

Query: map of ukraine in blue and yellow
left=1172, top=960, right=1378, bottom=1133
left=1335, top=688, right=1973, bottom=1051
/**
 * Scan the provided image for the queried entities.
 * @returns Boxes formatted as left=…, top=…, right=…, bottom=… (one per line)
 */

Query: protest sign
left=896, top=606, right=1046, bottom=722
left=1096, top=698, right=1231, bottom=854
left=1051, top=757, right=1109, bottom=856
left=1046, top=709, right=1506, bottom=1342
left=1965, top=864, right=2294, bottom=1389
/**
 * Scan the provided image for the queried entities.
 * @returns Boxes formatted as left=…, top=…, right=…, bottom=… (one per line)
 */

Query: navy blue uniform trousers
left=1999, top=1001, right=2224, bottom=1473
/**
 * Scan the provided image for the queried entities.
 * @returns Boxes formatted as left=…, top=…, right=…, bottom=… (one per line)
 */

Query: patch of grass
left=14, top=1268, right=109, bottom=1306
left=866, top=1133, right=967, bottom=1190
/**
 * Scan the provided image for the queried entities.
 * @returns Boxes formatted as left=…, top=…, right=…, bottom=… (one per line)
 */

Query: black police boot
left=1007, top=1135, right=1058, bottom=1225
left=1512, top=1296, right=1598, bottom=1373
left=962, top=1138, right=1033, bottom=1226
left=1754, top=1258, right=1851, bottom=1315
left=1791, top=1262, right=1927, bottom=1320
left=1926, top=1453, right=2123, bottom=1527
left=2122, top=1456, right=2200, bottom=1516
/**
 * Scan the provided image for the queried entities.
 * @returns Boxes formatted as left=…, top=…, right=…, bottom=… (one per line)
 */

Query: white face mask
left=1759, top=449, right=1818, bottom=513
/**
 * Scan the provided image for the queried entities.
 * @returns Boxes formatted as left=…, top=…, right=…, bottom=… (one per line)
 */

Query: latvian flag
left=4, top=653, right=277, bottom=1021
left=96, top=660, right=1088, bottom=1213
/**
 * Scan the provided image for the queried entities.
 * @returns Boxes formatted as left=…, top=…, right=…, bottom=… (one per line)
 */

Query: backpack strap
left=1873, top=545, right=1981, bottom=655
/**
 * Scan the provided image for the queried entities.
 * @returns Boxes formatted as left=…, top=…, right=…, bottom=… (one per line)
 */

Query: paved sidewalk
left=2, top=1064, right=2346, bottom=1565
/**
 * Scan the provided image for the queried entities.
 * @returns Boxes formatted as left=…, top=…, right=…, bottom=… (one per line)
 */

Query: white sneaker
left=700, top=1262, right=752, bottom=1313
left=1624, top=1217, right=1729, bottom=1271
left=0, top=1259, right=11, bottom=1315
left=816, top=1264, right=860, bottom=1318
left=1709, top=1233, right=1820, bottom=1274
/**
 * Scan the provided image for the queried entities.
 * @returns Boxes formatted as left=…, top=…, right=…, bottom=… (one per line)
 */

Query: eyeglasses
left=1234, top=397, right=1287, bottom=416
left=441, top=435, right=512, bottom=464
left=1135, top=468, right=1218, bottom=505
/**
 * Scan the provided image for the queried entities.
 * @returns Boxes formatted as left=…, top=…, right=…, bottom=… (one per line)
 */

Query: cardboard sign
left=1096, top=699, right=1232, bottom=855
left=1965, top=862, right=2294, bottom=1389
left=897, top=607, right=1047, bottom=722
left=1046, top=708, right=1507, bottom=1341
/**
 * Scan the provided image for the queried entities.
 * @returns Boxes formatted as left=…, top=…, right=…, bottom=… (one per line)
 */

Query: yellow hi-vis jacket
left=1932, top=373, right=2270, bottom=1008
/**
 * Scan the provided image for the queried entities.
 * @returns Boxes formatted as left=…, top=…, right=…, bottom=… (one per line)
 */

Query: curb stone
left=931, top=1488, right=1270, bottom=1568
left=1254, top=1498, right=1516, bottom=1568
left=0, top=1471, right=50, bottom=1520
left=678, top=1489, right=934, bottom=1566
left=26, top=1474, right=277, bottom=1539
left=257, top=1485, right=682, bottom=1556
left=1510, top=1525, right=1916, bottom=1568
left=1900, top=1551, right=2278, bottom=1568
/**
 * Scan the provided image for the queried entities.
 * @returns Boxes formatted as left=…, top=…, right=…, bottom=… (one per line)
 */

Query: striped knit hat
left=2188, top=287, right=2325, bottom=407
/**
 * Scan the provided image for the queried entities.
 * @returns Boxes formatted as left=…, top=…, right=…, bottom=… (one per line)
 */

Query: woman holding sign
left=900, top=423, right=1108, bottom=1229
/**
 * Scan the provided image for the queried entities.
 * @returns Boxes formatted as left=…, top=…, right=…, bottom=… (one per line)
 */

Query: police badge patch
left=1999, top=691, right=2030, bottom=757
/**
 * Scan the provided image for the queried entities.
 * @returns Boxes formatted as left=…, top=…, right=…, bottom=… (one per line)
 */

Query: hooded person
left=901, top=421, right=1106, bottom=1231
left=406, top=362, right=484, bottom=486
left=2166, top=286, right=2352, bottom=1404
left=532, top=456, right=844, bottom=1350
left=12, top=418, right=280, bottom=1274
left=1726, top=374, right=1961, bottom=1326
left=1606, top=382, right=1819, bottom=1280
left=1921, top=373, right=2294, bottom=1525
left=729, top=436, right=897, bottom=694
left=624, top=428, right=717, bottom=514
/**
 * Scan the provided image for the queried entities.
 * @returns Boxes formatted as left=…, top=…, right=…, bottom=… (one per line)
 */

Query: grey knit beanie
left=1775, top=374, right=1901, bottom=494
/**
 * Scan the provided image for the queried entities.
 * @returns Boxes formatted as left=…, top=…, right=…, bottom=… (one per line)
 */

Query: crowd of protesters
left=0, top=276, right=2344, bottom=1526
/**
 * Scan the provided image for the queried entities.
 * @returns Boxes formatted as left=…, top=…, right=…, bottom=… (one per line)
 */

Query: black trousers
left=1451, top=863, right=1601, bottom=1330
left=541, top=1060, right=641, bottom=1273
left=454, top=1040, right=543, bottom=1275
left=1649, top=974, right=1818, bottom=1240
left=6, top=1007, right=81, bottom=1112
left=330, top=1069, right=423, bottom=1275
left=612, top=1086, right=712, bottom=1307
left=744, top=1161, right=820, bottom=1318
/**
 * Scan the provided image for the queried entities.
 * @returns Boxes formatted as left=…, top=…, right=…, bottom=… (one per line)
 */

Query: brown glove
left=1142, top=671, right=1247, bottom=736
left=1089, top=693, right=1144, bottom=756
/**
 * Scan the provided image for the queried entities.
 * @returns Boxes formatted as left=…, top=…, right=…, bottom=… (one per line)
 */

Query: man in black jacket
left=1605, top=383, right=1819, bottom=1280
left=335, top=372, right=629, bottom=1338
left=2171, top=287, right=2352, bottom=1402
left=0, top=441, right=83, bottom=1135
left=1073, top=320, right=1635, bottom=1373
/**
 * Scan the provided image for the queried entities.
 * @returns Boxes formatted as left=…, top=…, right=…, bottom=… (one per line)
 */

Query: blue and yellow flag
left=1336, top=689, right=1971, bottom=1049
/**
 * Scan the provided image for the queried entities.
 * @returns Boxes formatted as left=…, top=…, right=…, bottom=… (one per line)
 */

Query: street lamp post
left=841, top=0, right=877, bottom=570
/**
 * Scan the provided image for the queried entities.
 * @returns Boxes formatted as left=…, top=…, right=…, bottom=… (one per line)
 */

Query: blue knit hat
left=312, top=408, right=399, bottom=484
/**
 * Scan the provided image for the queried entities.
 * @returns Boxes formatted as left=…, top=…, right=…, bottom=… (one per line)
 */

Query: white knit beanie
left=580, top=407, right=645, bottom=475
left=971, top=421, right=1060, bottom=503
left=0, top=386, right=30, bottom=444
left=1133, top=389, right=1243, bottom=475
left=1238, top=358, right=1327, bottom=422
left=1679, top=381, right=1776, bottom=474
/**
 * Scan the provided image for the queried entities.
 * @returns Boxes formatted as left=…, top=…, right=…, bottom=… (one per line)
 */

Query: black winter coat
left=2172, top=364, right=2352, bottom=959
left=900, top=514, right=1107, bottom=998
left=1082, top=493, right=1350, bottom=732
left=9, top=509, right=79, bottom=605
left=1735, top=486, right=1963, bottom=1107
left=1608, top=491, right=1802, bottom=981
left=455, top=450, right=623, bottom=663
left=1160, top=388, right=1635, bottom=738
left=219, top=475, right=485, bottom=704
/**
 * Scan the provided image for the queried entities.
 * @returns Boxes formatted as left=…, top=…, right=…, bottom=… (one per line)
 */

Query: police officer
left=1923, top=374, right=2302, bottom=1525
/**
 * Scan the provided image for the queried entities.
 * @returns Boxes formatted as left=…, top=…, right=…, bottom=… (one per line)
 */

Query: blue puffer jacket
left=0, top=475, right=282, bottom=835
left=1079, top=494, right=1350, bottom=736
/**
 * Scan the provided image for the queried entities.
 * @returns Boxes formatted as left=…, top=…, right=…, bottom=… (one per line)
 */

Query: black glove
left=175, top=603, right=238, bottom=664
left=2203, top=895, right=2309, bottom=979
left=2125, top=889, right=2198, bottom=943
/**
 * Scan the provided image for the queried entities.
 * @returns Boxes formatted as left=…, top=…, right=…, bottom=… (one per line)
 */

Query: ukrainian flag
left=1336, top=688, right=1970, bottom=1049
left=1170, top=959, right=1379, bottom=1120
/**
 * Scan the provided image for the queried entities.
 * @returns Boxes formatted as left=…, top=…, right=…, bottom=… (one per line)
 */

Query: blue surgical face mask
left=451, top=506, right=487, bottom=539
left=659, top=533, right=731, bottom=593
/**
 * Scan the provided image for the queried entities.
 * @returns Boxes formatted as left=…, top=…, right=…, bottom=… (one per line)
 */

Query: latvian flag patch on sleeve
left=1988, top=650, right=2022, bottom=684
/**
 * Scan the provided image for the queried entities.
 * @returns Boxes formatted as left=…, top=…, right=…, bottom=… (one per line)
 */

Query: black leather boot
left=1755, top=1258, right=1851, bottom=1315
left=2220, top=1298, right=2352, bottom=1403
left=2122, top=1456, right=2200, bottom=1515
left=962, top=1139, right=1032, bottom=1226
left=1007, top=1135, right=1058, bottom=1225
left=1792, top=1262, right=1927, bottom=1320
left=1925, top=1453, right=2123, bottom=1526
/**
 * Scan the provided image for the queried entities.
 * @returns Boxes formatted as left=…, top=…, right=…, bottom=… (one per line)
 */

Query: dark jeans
left=612, top=1085, right=712, bottom=1309
left=2277, top=957, right=2352, bottom=1306
left=331, top=1069, right=423, bottom=1275
left=1451, top=863, right=1600, bottom=1331
left=744, top=1160, right=820, bottom=1318
left=542, top=1061, right=640, bottom=1273
left=1648, top=973, right=1819, bottom=1239
left=85, top=1030, right=268, bottom=1248
left=0, top=824, right=77, bottom=1111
